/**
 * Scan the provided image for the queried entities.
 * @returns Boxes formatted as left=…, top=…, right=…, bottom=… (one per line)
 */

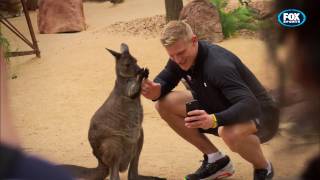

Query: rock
left=83, top=0, right=124, bottom=4
left=37, top=0, right=86, bottom=34
left=247, top=0, right=273, bottom=19
left=179, top=0, right=224, bottom=43
left=225, top=0, right=240, bottom=12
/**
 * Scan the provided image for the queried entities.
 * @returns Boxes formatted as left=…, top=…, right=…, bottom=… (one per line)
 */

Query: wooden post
left=20, top=0, right=40, bottom=57
left=0, top=0, right=41, bottom=58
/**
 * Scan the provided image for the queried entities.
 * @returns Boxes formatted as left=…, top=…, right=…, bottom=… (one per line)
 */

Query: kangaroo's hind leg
left=128, top=129, right=166, bottom=180
left=86, top=159, right=109, bottom=180
left=110, top=161, right=121, bottom=180
left=95, top=161, right=109, bottom=180
left=128, top=129, right=143, bottom=180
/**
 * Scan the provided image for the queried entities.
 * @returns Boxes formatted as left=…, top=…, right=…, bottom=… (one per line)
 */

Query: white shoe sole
left=200, top=162, right=235, bottom=180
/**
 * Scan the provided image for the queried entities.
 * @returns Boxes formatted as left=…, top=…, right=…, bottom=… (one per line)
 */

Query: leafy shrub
left=210, top=0, right=259, bottom=38
left=0, top=27, right=10, bottom=60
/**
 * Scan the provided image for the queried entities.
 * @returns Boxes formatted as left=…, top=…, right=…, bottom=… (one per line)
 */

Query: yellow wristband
left=211, top=114, right=217, bottom=128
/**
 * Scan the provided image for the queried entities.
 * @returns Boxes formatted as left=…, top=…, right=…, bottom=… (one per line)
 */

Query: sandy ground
left=3, top=0, right=318, bottom=179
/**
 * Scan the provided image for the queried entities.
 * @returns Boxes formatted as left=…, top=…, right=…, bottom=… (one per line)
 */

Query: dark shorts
left=198, top=105, right=280, bottom=143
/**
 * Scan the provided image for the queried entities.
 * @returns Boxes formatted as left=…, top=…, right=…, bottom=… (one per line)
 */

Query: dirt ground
left=3, top=0, right=318, bottom=179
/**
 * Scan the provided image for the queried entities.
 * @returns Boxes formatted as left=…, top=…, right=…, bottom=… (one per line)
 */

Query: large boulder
left=84, top=0, right=124, bottom=3
left=37, top=0, right=86, bottom=34
left=247, top=0, right=273, bottom=19
left=179, top=0, right=224, bottom=43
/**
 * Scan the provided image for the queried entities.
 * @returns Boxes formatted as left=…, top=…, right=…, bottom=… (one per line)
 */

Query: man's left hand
left=184, top=110, right=213, bottom=129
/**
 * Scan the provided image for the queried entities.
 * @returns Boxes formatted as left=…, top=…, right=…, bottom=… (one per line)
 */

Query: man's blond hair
left=160, top=21, right=194, bottom=47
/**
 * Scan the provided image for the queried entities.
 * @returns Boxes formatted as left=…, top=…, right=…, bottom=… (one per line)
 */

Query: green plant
left=0, top=27, right=11, bottom=60
left=210, top=0, right=259, bottom=38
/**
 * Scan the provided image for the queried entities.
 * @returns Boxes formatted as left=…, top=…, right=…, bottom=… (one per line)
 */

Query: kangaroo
left=88, top=43, right=165, bottom=180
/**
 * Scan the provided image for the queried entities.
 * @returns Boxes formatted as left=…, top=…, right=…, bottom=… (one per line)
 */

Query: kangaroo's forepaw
left=141, top=68, right=149, bottom=79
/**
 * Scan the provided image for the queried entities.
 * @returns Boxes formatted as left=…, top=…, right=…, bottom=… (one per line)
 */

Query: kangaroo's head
left=106, top=43, right=141, bottom=79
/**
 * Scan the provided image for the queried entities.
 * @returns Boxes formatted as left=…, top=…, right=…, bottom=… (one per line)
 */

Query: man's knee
left=154, top=96, right=172, bottom=116
left=154, top=100, right=161, bottom=112
left=218, top=126, right=239, bottom=152
left=154, top=91, right=192, bottom=118
left=218, top=122, right=257, bottom=152
left=155, top=100, right=169, bottom=121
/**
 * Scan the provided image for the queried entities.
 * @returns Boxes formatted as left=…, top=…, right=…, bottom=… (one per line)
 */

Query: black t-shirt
left=154, top=41, right=275, bottom=126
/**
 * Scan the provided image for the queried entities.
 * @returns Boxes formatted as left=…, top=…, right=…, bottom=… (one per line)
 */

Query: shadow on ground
left=59, top=164, right=97, bottom=180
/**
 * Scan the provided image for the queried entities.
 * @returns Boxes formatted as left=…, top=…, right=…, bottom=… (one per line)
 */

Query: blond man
left=141, top=21, right=278, bottom=180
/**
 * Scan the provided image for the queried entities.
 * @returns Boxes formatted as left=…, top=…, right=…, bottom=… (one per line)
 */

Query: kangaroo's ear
left=106, top=48, right=121, bottom=59
left=120, top=43, right=129, bottom=54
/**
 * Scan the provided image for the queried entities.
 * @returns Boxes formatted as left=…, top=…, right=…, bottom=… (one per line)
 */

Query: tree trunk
left=26, top=0, right=38, bottom=11
left=165, top=0, right=183, bottom=23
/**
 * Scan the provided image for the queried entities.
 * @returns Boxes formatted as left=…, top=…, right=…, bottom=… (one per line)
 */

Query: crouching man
left=142, top=21, right=278, bottom=180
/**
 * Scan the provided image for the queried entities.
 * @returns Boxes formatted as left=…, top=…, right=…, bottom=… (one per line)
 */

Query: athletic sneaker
left=253, top=162, right=274, bottom=180
left=185, top=154, right=234, bottom=180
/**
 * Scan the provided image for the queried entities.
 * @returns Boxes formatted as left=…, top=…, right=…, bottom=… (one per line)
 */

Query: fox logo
left=278, top=9, right=306, bottom=28
left=283, top=13, right=300, bottom=23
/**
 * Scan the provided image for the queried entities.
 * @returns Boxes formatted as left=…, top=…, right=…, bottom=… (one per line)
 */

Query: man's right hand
left=141, top=79, right=161, bottom=100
